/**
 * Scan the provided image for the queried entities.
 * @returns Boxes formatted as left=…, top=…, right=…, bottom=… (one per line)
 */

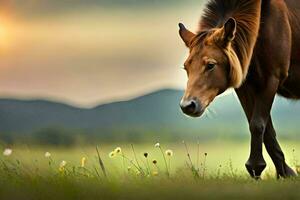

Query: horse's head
left=179, top=18, right=242, bottom=117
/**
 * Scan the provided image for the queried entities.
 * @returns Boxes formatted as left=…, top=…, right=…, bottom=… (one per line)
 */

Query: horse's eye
left=206, top=63, right=216, bottom=71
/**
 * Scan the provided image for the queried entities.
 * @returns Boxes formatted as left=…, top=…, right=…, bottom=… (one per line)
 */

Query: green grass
left=0, top=141, right=299, bottom=200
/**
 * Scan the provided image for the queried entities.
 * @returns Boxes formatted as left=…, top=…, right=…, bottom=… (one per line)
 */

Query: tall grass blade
left=96, top=146, right=107, bottom=178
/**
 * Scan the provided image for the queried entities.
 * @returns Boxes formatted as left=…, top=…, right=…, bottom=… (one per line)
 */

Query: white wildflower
left=165, top=149, right=174, bottom=157
left=45, top=152, right=51, bottom=158
left=3, top=148, right=12, bottom=156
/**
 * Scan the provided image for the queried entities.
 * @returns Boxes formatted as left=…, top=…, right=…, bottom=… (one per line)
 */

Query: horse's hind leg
left=264, top=118, right=297, bottom=178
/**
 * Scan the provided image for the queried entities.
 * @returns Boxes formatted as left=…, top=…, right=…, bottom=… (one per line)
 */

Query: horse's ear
left=223, top=18, right=237, bottom=44
left=179, top=23, right=195, bottom=47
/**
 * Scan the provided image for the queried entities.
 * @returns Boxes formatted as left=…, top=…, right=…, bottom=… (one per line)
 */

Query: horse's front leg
left=247, top=76, right=280, bottom=178
left=237, top=76, right=279, bottom=178
left=236, top=85, right=265, bottom=178
left=246, top=114, right=268, bottom=179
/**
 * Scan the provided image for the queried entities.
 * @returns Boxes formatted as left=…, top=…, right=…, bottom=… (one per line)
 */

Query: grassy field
left=0, top=141, right=299, bottom=200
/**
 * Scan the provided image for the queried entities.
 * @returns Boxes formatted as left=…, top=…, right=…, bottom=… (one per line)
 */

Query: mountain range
left=0, top=89, right=299, bottom=141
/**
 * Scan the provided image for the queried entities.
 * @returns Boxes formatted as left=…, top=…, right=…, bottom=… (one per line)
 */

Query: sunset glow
left=0, top=3, right=203, bottom=107
left=0, top=17, right=12, bottom=51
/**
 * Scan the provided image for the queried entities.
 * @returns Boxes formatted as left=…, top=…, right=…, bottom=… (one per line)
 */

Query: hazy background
left=0, top=0, right=204, bottom=107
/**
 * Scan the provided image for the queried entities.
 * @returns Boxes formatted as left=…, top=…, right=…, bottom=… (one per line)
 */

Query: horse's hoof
left=245, top=159, right=267, bottom=179
left=277, top=164, right=298, bottom=178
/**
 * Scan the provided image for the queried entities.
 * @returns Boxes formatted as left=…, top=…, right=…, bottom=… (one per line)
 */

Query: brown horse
left=179, top=0, right=300, bottom=179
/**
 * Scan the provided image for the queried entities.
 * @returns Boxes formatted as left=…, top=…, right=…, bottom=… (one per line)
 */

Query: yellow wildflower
left=296, top=165, right=300, bottom=174
left=114, top=147, right=122, bottom=154
left=81, top=157, right=87, bottom=167
left=60, top=160, right=67, bottom=168
left=152, top=171, right=159, bottom=176
left=59, top=160, right=67, bottom=172
left=109, top=151, right=116, bottom=158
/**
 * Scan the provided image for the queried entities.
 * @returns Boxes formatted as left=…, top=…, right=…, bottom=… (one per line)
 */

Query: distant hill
left=0, top=89, right=299, bottom=142
left=0, top=89, right=239, bottom=132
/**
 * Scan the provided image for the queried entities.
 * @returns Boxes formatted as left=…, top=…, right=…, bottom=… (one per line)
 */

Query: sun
left=0, top=18, right=12, bottom=51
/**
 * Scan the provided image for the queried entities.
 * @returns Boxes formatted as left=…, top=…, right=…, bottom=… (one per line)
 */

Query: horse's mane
left=199, top=0, right=262, bottom=87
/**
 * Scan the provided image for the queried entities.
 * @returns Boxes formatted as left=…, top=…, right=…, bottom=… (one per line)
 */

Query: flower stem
left=121, top=154, right=142, bottom=173
left=131, top=144, right=142, bottom=169
left=159, top=146, right=169, bottom=177
left=197, top=141, right=200, bottom=172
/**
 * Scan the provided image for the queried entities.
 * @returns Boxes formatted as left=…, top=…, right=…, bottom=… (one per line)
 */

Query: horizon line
left=0, top=87, right=184, bottom=109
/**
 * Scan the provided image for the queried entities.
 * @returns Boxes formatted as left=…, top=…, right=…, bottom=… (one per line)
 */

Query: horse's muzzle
left=180, top=98, right=204, bottom=117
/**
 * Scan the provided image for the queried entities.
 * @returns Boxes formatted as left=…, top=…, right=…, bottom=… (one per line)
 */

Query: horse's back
left=286, top=0, right=300, bottom=63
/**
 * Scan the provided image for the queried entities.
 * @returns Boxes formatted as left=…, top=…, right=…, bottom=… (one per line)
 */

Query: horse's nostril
left=180, top=99, right=198, bottom=114
left=187, top=101, right=196, bottom=110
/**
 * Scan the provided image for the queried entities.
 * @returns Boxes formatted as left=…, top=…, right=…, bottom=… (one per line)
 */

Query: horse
left=178, top=0, right=300, bottom=179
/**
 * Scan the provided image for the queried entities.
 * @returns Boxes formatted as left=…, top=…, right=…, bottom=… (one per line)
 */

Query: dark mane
left=199, top=0, right=262, bottom=84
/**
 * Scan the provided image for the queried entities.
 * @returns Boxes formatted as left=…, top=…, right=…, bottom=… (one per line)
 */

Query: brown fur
left=179, top=0, right=300, bottom=178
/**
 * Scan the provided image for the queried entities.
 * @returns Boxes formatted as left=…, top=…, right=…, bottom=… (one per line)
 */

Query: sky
left=0, top=1, right=205, bottom=107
